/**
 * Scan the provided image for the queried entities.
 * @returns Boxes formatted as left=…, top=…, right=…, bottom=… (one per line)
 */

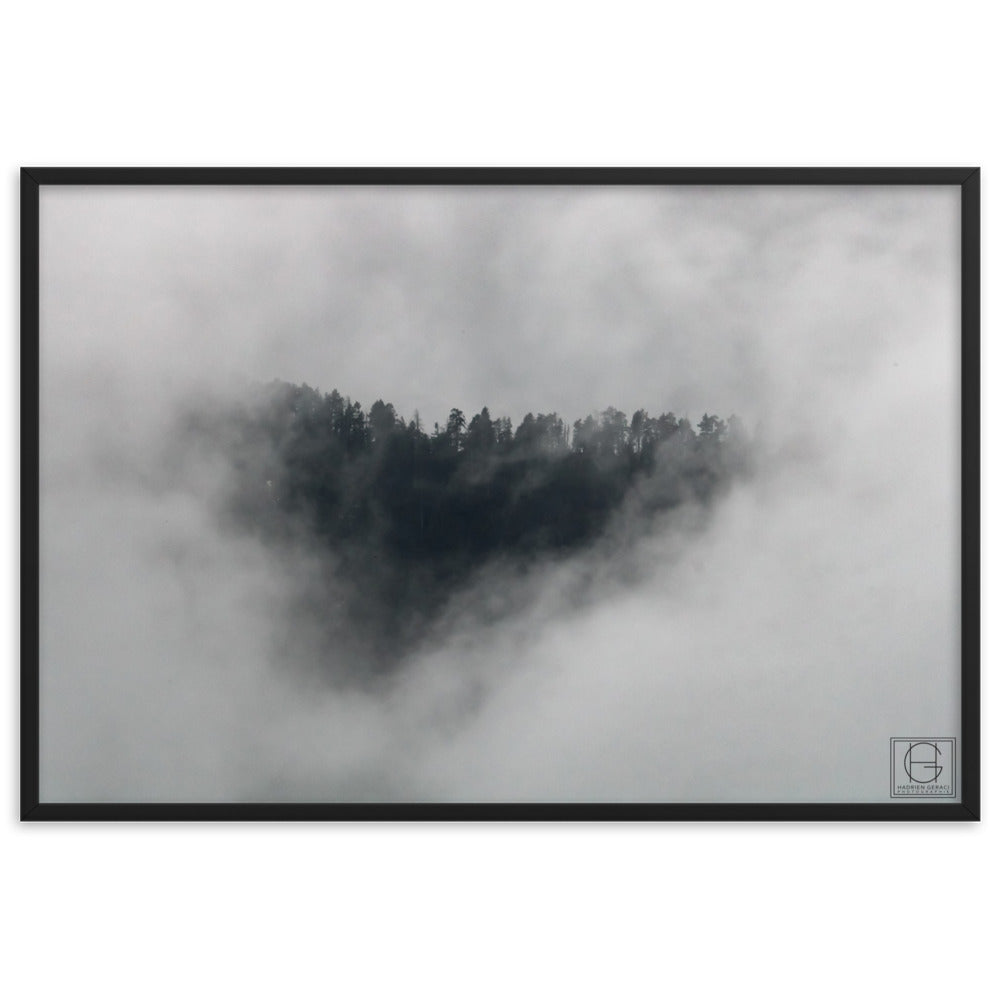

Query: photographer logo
left=891, top=738, right=956, bottom=798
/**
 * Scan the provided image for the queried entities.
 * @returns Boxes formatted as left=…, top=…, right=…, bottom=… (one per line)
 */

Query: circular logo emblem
left=903, top=742, right=943, bottom=783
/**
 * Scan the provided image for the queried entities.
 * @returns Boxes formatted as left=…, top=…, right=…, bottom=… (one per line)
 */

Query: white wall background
left=2, top=3, right=996, bottom=998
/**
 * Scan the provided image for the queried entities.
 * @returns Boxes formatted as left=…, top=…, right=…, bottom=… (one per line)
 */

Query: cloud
left=38, top=184, right=961, bottom=802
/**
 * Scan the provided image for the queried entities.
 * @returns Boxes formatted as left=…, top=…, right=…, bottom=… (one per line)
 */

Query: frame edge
left=20, top=169, right=41, bottom=821
left=959, top=168, right=981, bottom=819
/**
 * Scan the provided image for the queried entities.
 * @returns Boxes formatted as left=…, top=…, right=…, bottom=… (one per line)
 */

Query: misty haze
left=38, top=184, right=961, bottom=802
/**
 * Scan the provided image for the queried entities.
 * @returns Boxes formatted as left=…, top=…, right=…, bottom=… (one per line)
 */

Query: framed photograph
left=21, top=168, right=980, bottom=820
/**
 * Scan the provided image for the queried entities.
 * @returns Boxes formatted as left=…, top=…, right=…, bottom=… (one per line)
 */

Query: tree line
left=186, top=380, right=751, bottom=671
left=209, top=380, right=749, bottom=558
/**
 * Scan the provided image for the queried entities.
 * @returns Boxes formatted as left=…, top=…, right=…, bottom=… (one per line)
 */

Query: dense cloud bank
left=38, top=185, right=961, bottom=802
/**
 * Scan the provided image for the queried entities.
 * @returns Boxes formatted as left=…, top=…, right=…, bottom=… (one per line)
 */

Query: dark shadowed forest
left=183, top=381, right=752, bottom=680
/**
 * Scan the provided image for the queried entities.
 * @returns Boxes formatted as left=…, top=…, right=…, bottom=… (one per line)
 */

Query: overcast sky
left=38, top=183, right=962, bottom=802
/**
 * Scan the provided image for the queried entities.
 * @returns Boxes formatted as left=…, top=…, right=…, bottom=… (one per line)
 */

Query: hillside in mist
left=184, top=381, right=751, bottom=679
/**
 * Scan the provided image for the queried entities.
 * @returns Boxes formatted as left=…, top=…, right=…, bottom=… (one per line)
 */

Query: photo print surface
left=37, top=183, right=962, bottom=804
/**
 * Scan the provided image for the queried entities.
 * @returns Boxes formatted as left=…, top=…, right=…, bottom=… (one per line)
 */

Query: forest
left=184, top=381, right=752, bottom=676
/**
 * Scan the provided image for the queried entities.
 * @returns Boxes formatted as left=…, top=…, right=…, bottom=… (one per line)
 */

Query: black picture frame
left=20, top=167, right=981, bottom=821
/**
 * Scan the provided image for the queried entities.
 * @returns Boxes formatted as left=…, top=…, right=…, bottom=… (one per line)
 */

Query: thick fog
left=38, top=185, right=961, bottom=802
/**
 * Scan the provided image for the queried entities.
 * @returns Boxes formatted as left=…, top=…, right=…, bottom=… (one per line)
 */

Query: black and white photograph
left=25, top=172, right=976, bottom=815
left=6, top=4, right=999, bottom=997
